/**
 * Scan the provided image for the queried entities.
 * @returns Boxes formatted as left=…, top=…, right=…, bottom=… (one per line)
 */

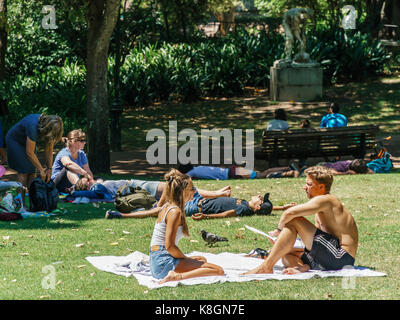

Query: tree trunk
left=365, top=0, right=386, bottom=36
left=159, top=1, right=170, bottom=40
left=86, top=0, right=120, bottom=174
left=0, top=0, right=7, bottom=81
left=394, top=0, right=400, bottom=39
left=0, top=0, right=7, bottom=118
left=174, top=0, right=187, bottom=41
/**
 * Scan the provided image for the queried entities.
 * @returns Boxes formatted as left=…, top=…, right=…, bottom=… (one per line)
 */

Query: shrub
left=1, top=27, right=390, bottom=126
left=0, top=61, right=87, bottom=134
left=308, top=28, right=391, bottom=83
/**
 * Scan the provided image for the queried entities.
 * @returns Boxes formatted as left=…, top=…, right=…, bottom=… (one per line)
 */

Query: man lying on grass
left=244, top=166, right=358, bottom=275
left=106, top=178, right=295, bottom=219
left=184, top=189, right=293, bottom=219
left=75, top=176, right=231, bottom=202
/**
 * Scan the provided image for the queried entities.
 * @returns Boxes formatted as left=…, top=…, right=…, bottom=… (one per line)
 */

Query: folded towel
left=86, top=251, right=386, bottom=290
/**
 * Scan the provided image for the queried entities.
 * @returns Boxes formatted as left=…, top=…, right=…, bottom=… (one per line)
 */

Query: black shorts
left=301, top=228, right=355, bottom=271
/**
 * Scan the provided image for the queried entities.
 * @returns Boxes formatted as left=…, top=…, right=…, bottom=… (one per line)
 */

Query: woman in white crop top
left=149, top=169, right=224, bottom=283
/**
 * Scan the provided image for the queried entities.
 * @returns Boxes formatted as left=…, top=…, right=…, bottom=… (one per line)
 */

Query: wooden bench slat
left=260, top=125, right=379, bottom=162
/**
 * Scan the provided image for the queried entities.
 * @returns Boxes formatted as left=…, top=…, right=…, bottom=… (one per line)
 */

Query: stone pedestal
left=270, top=60, right=323, bottom=102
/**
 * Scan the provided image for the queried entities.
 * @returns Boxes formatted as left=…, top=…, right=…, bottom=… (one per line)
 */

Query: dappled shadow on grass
left=0, top=219, right=80, bottom=231
left=0, top=202, right=115, bottom=230
left=121, top=78, right=400, bottom=151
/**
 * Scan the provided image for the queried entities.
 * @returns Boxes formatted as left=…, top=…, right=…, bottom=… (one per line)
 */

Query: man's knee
left=286, top=216, right=309, bottom=229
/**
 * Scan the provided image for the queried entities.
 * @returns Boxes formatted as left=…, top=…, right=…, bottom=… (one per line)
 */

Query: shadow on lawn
left=121, top=78, right=400, bottom=151
left=0, top=202, right=115, bottom=230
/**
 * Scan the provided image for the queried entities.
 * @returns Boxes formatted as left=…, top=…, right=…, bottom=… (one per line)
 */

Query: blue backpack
left=367, top=155, right=393, bottom=173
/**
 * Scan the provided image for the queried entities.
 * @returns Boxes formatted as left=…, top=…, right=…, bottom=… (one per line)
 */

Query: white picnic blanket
left=86, top=251, right=386, bottom=290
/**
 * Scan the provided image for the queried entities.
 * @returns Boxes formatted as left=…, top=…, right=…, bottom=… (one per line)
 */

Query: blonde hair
left=75, top=177, right=89, bottom=191
left=38, top=114, right=64, bottom=143
left=304, top=166, right=334, bottom=192
left=164, top=168, right=191, bottom=237
left=61, top=129, right=86, bottom=147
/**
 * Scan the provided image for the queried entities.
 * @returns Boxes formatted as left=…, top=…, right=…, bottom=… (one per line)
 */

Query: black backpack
left=28, top=178, right=59, bottom=212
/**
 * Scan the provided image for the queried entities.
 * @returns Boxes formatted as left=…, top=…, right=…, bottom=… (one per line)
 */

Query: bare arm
left=272, top=202, right=297, bottom=211
left=330, top=169, right=355, bottom=175
left=122, top=206, right=161, bottom=218
left=277, top=196, right=330, bottom=230
left=26, top=137, right=47, bottom=180
left=44, top=142, right=54, bottom=168
left=82, top=163, right=94, bottom=180
left=191, top=209, right=236, bottom=220
left=61, top=156, right=90, bottom=177
left=197, top=185, right=230, bottom=199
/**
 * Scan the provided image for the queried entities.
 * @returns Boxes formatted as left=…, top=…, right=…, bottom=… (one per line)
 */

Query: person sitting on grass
left=267, top=108, right=289, bottom=131
left=178, top=163, right=300, bottom=180
left=300, top=119, right=310, bottom=128
left=317, top=159, right=373, bottom=175
left=51, top=129, right=95, bottom=194
left=320, top=102, right=347, bottom=128
left=149, top=168, right=225, bottom=284
left=244, top=166, right=358, bottom=275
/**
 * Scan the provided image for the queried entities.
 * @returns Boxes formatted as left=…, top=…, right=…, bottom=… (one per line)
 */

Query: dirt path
left=3, top=142, right=398, bottom=182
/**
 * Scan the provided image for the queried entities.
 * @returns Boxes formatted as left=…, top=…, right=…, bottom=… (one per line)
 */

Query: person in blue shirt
left=52, top=129, right=94, bottom=193
left=177, top=164, right=299, bottom=180
left=320, top=103, right=347, bottom=128
left=267, top=108, right=290, bottom=131
left=6, top=114, right=63, bottom=190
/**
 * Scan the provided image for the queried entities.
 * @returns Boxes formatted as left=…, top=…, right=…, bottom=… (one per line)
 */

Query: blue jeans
left=149, top=245, right=181, bottom=279
left=184, top=190, right=203, bottom=216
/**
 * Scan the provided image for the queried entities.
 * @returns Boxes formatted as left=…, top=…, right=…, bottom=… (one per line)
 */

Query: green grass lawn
left=2, top=76, right=399, bottom=300
left=1, top=173, right=399, bottom=300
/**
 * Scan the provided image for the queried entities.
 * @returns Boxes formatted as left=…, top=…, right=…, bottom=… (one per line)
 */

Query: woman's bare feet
left=159, top=270, right=183, bottom=284
left=190, top=256, right=207, bottom=263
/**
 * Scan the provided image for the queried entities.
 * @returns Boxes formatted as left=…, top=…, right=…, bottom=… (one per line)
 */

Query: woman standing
left=149, top=169, right=224, bottom=284
left=51, top=129, right=94, bottom=193
left=6, top=114, right=63, bottom=188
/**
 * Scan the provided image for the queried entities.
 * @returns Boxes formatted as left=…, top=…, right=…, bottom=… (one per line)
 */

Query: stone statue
left=270, top=7, right=322, bottom=102
left=282, top=8, right=313, bottom=63
left=341, top=5, right=357, bottom=30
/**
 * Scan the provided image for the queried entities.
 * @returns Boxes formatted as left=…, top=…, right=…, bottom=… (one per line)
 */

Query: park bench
left=257, top=125, right=380, bottom=164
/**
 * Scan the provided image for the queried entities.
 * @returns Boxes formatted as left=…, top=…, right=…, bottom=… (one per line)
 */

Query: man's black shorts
left=300, top=228, right=355, bottom=271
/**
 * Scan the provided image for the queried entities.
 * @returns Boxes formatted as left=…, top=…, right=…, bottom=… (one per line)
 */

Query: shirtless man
left=244, top=166, right=358, bottom=275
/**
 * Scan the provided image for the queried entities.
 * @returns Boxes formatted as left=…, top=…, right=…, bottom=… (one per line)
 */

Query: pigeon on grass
left=201, top=230, right=228, bottom=247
